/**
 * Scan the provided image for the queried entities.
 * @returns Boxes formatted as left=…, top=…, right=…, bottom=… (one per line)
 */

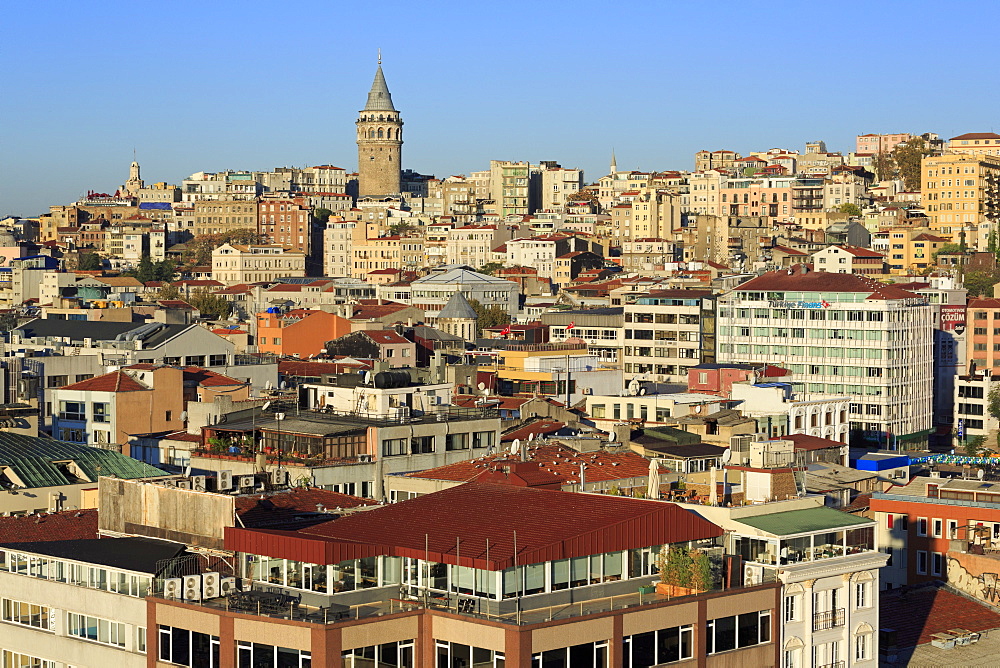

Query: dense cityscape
left=2, top=50, right=1000, bottom=668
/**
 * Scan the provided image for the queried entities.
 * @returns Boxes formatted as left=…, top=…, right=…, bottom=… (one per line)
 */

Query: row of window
left=381, top=431, right=495, bottom=457
left=1, top=550, right=152, bottom=597
left=782, top=582, right=872, bottom=623
left=591, top=404, right=671, bottom=421
left=720, top=343, right=887, bottom=362
left=721, top=326, right=885, bottom=340
left=1, top=598, right=146, bottom=652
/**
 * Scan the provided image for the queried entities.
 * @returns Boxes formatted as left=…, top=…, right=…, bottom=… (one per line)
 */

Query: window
left=1, top=652, right=55, bottom=668
left=855, top=632, right=872, bottom=661
left=706, top=611, right=771, bottom=654
left=435, top=642, right=503, bottom=668
left=784, top=594, right=799, bottom=622
left=855, top=580, right=871, bottom=609
left=918, top=518, right=928, bottom=537
left=209, top=354, right=227, bottom=366
left=2, top=598, right=50, bottom=629
left=932, top=518, right=943, bottom=538
left=931, top=552, right=944, bottom=576
left=68, top=612, right=126, bottom=647
left=237, top=642, right=312, bottom=668
left=917, top=550, right=928, bottom=575
left=382, top=438, right=407, bottom=457
left=623, top=625, right=693, bottom=666
left=91, top=402, right=110, bottom=423
left=472, top=431, right=495, bottom=450
left=158, top=626, right=220, bottom=667
left=59, top=401, right=85, bottom=421
left=445, top=433, right=469, bottom=451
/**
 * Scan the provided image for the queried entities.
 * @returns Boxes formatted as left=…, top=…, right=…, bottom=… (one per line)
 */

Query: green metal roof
left=735, top=506, right=873, bottom=536
left=0, top=432, right=167, bottom=489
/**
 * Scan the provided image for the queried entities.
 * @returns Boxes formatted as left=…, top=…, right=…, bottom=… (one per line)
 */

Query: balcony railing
left=816, top=662, right=845, bottom=668
left=813, top=608, right=846, bottom=631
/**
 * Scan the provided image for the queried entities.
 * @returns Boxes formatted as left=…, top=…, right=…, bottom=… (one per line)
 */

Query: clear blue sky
left=3, top=0, right=998, bottom=217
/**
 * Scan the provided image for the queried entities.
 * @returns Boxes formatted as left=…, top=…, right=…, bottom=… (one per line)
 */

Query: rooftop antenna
left=378, top=48, right=382, bottom=65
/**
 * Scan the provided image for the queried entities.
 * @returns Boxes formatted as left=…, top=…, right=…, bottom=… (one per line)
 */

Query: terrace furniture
left=948, top=629, right=973, bottom=646
left=930, top=632, right=957, bottom=649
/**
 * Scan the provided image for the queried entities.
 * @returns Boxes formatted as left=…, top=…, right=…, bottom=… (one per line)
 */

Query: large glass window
left=532, top=641, right=608, bottom=668
left=2, top=599, right=49, bottom=629
left=68, top=613, right=126, bottom=647
left=623, top=625, right=693, bottom=667
left=706, top=611, right=771, bottom=654
left=59, top=401, right=85, bottom=421
left=341, top=640, right=414, bottom=668
left=1, top=651, right=56, bottom=668
left=158, top=626, right=220, bottom=667
left=435, top=641, right=504, bottom=668
left=237, top=642, right=311, bottom=668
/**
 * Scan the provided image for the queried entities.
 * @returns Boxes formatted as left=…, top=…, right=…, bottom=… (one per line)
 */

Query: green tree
left=988, top=386, right=1000, bottom=449
left=76, top=253, right=103, bottom=271
left=156, top=284, right=182, bottom=301
left=313, top=208, right=333, bottom=224
left=388, top=221, right=417, bottom=235
left=836, top=203, right=862, bottom=217
left=963, top=270, right=1000, bottom=297
left=123, top=256, right=177, bottom=283
left=891, top=137, right=934, bottom=191
left=187, top=288, right=231, bottom=320
left=658, top=547, right=693, bottom=588
left=182, top=230, right=262, bottom=267
left=467, top=298, right=511, bottom=336
left=965, top=435, right=987, bottom=456
left=478, top=262, right=504, bottom=276
left=871, top=151, right=895, bottom=181
left=931, top=242, right=963, bottom=262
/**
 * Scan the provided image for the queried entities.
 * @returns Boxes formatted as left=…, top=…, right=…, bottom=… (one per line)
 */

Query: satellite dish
left=265, top=380, right=272, bottom=390
left=477, top=382, right=486, bottom=391
left=510, top=439, right=520, bottom=455
left=180, top=411, right=188, bottom=422
left=608, top=431, right=617, bottom=442
left=262, top=401, right=271, bottom=412
left=279, top=381, right=287, bottom=390
left=721, top=449, right=733, bottom=464
left=979, top=468, right=986, bottom=480
left=364, top=371, right=373, bottom=385
left=627, top=379, right=641, bottom=396
left=484, top=388, right=491, bottom=397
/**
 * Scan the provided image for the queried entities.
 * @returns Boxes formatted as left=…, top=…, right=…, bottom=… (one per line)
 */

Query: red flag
left=500, top=325, right=511, bottom=336
left=566, top=322, right=575, bottom=330
left=821, top=299, right=830, bottom=308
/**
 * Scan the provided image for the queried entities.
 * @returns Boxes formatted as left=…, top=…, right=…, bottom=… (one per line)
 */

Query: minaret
left=610, top=149, right=617, bottom=175
left=356, top=53, right=403, bottom=198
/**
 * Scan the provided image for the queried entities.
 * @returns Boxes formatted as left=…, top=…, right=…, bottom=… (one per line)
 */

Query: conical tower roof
left=363, top=65, right=397, bottom=112
left=438, top=291, right=478, bottom=320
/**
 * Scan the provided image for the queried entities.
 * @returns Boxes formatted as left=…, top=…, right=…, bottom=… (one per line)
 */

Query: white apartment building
left=622, top=289, right=715, bottom=384
left=540, top=167, right=583, bottom=211
left=953, top=372, right=996, bottom=440
left=322, top=220, right=357, bottom=278
left=731, top=381, right=851, bottom=443
left=717, top=267, right=935, bottom=448
left=211, top=243, right=306, bottom=285
left=445, top=225, right=512, bottom=269
left=690, top=495, right=885, bottom=668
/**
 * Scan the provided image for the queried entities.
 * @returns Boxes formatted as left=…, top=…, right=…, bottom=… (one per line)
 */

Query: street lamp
left=274, top=412, right=285, bottom=474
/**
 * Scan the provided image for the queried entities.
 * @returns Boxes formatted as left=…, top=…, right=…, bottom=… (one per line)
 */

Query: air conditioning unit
left=271, top=470, right=289, bottom=486
left=175, top=480, right=191, bottom=490
left=201, top=572, right=220, bottom=599
left=744, top=564, right=763, bottom=586
left=238, top=475, right=256, bottom=489
left=220, top=577, right=238, bottom=596
left=163, top=578, right=183, bottom=600
left=218, top=470, right=233, bottom=491
left=191, top=475, right=207, bottom=492
left=182, top=575, right=202, bottom=601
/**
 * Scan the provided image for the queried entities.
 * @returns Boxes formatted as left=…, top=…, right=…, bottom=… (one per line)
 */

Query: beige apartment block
left=946, top=132, right=1000, bottom=157
left=211, top=243, right=306, bottom=284
left=193, top=198, right=258, bottom=237
left=922, top=153, right=1000, bottom=250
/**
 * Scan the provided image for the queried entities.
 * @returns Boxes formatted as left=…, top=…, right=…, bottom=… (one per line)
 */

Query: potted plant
left=656, top=546, right=714, bottom=596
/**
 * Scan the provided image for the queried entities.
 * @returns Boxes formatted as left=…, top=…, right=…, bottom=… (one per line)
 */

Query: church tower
left=356, top=56, right=402, bottom=198
left=123, top=158, right=144, bottom=198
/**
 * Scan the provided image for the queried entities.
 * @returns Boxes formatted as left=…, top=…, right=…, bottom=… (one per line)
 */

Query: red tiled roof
left=277, top=482, right=723, bottom=570
left=779, top=434, right=844, bottom=451
left=501, top=420, right=566, bottom=443
left=410, top=443, right=663, bottom=485
left=736, top=266, right=895, bottom=294
left=60, top=371, right=148, bottom=392
left=832, top=245, right=884, bottom=258
left=968, top=298, right=1000, bottom=309
left=362, top=330, right=410, bottom=344
left=235, top=488, right=375, bottom=528
left=881, top=587, right=1000, bottom=648
left=912, top=233, right=948, bottom=242
left=0, top=509, right=99, bottom=543
left=771, top=245, right=808, bottom=255
left=951, top=132, right=1000, bottom=141
left=212, top=328, right=248, bottom=335
left=183, top=367, right=244, bottom=387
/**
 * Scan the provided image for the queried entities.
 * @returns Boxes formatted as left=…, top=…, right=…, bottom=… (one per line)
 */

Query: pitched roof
left=284, top=482, right=723, bottom=570
left=0, top=508, right=98, bottom=543
left=60, top=370, right=149, bottom=392
left=94, top=276, right=144, bottom=288
left=410, top=443, right=663, bottom=485
left=236, top=488, right=376, bottom=529
left=437, top=291, right=478, bottom=319
left=951, top=132, right=1000, bottom=141
left=736, top=266, right=901, bottom=294
left=736, top=506, right=873, bottom=536
left=0, top=432, right=167, bottom=488
left=830, top=245, right=883, bottom=258
left=363, top=64, right=397, bottom=112
left=182, top=367, right=245, bottom=387
left=361, top=330, right=410, bottom=345
left=780, top=434, right=845, bottom=451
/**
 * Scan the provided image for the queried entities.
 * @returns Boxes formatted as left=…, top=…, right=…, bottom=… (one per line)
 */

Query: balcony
left=813, top=608, right=846, bottom=631
left=816, top=663, right=845, bottom=668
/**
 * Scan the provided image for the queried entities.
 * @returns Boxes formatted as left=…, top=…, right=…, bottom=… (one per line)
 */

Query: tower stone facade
left=122, top=160, right=144, bottom=198
left=356, top=63, right=402, bottom=198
